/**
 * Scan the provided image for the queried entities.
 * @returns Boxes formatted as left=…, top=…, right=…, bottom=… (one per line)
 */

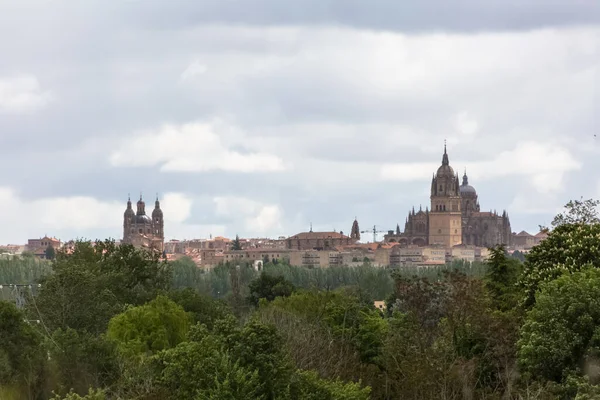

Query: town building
left=122, top=195, right=164, bottom=253
left=27, top=236, right=61, bottom=252
left=285, top=219, right=360, bottom=251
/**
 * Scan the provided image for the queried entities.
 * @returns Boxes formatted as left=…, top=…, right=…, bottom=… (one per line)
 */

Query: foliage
left=0, top=256, right=51, bottom=284
left=520, top=223, right=600, bottom=307
left=551, top=198, right=600, bottom=228
left=485, top=245, right=522, bottom=311
left=170, top=256, right=206, bottom=290
left=33, top=240, right=171, bottom=334
left=263, top=288, right=387, bottom=367
left=290, top=370, right=371, bottom=400
left=48, top=328, right=118, bottom=396
left=45, top=245, right=56, bottom=260
left=518, top=268, right=600, bottom=383
left=167, top=288, right=232, bottom=330
left=247, top=272, right=295, bottom=306
left=384, top=271, right=520, bottom=398
left=107, top=295, right=190, bottom=356
left=0, top=301, right=44, bottom=394
left=50, top=388, right=106, bottom=400
left=231, top=235, right=242, bottom=251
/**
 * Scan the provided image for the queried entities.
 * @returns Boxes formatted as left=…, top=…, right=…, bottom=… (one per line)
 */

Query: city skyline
left=0, top=2, right=598, bottom=244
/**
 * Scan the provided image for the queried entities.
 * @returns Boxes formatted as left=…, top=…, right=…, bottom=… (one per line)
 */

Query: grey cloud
left=117, top=0, right=600, bottom=33
left=0, top=1, right=598, bottom=242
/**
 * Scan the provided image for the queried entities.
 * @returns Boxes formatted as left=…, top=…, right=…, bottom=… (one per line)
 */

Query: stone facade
left=285, top=230, right=355, bottom=251
left=122, top=195, right=164, bottom=253
left=385, top=145, right=512, bottom=248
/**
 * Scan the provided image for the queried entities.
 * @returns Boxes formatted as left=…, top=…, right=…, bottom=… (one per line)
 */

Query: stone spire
left=442, top=140, right=449, bottom=166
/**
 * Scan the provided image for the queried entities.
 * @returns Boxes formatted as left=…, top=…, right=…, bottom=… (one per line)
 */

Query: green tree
left=231, top=235, right=242, bottom=251
left=45, top=245, right=56, bottom=260
left=290, top=370, right=371, bottom=399
left=167, top=288, right=232, bottom=330
left=518, top=268, right=600, bottom=383
left=107, top=295, right=190, bottom=356
left=247, top=272, right=295, bottom=306
left=552, top=198, right=600, bottom=228
left=485, top=245, right=522, bottom=311
left=0, top=301, right=45, bottom=396
left=155, top=339, right=262, bottom=400
left=48, top=328, right=118, bottom=396
left=50, top=388, right=106, bottom=400
left=520, top=223, right=600, bottom=307
left=33, top=240, right=171, bottom=334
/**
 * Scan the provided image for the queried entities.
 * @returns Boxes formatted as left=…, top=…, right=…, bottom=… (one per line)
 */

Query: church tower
left=428, top=143, right=462, bottom=247
left=152, top=195, right=164, bottom=240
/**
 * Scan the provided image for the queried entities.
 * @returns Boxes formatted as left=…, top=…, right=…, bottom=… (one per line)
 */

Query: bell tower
left=428, top=143, right=462, bottom=247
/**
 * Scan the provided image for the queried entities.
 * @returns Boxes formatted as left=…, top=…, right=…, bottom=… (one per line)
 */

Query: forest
left=2, top=198, right=600, bottom=399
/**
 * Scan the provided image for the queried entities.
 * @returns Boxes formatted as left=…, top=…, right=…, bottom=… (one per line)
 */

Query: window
left=138, top=229, right=142, bottom=233
left=438, top=229, right=442, bottom=234
left=455, top=229, right=458, bottom=234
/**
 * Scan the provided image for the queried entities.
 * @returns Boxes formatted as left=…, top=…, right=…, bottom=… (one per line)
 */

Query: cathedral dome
left=135, top=214, right=152, bottom=224
left=436, top=164, right=455, bottom=177
left=460, top=172, right=477, bottom=196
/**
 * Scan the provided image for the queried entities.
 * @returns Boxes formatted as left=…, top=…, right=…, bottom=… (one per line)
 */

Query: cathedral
left=384, top=145, right=512, bottom=248
left=122, top=195, right=165, bottom=252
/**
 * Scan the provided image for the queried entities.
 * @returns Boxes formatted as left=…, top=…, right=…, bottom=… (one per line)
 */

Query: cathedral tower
left=428, top=144, right=462, bottom=247
left=152, top=195, right=164, bottom=239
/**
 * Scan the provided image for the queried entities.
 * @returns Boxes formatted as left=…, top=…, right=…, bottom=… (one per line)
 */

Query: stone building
left=285, top=231, right=354, bottom=251
left=385, top=145, right=512, bottom=248
left=122, top=195, right=165, bottom=252
left=285, top=222, right=357, bottom=251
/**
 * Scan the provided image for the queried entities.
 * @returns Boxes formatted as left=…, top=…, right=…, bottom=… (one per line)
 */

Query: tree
left=520, top=223, right=600, bottom=307
left=231, top=235, right=242, bottom=251
left=167, top=288, right=232, bottom=330
left=518, top=268, right=600, bottom=383
left=247, top=272, right=295, bottom=306
left=107, top=295, right=190, bottom=356
left=33, top=240, right=172, bottom=334
left=50, top=388, right=107, bottom=400
left=48, top=328, right=118, bottom=396
left=290, top=370, right=371, bottom=400
left=45, top=245, right=56, bottom=260
left=0, top=301, right=45, bottom=397
left=485, top=245, right=522, bottom=311
left=551, top=198, right=600, bottom=228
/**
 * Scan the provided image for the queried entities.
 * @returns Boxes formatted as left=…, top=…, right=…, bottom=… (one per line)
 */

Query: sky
left=0, top=1, right=599, bottom=244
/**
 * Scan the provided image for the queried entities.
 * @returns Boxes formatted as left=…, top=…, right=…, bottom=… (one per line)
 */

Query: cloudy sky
left=0, top=1, right=598, bottom=244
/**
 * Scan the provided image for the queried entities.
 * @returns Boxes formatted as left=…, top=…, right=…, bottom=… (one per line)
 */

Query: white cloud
left=453, top=111, right=479, bottom=139
left=109, top=121, right=287, bottom=173
left=214, top=196, right=283, bottom=235
left=180, top=59, right=208, bottom=82
left=0, top=74, right=52, bottom=113
left=380, top=162, right=439, bottom=182
left=160, top=192, right=192, bottom=223
left=380, top=141, right=581, bottom=194
left=0, top=188, right=210, bottom=244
